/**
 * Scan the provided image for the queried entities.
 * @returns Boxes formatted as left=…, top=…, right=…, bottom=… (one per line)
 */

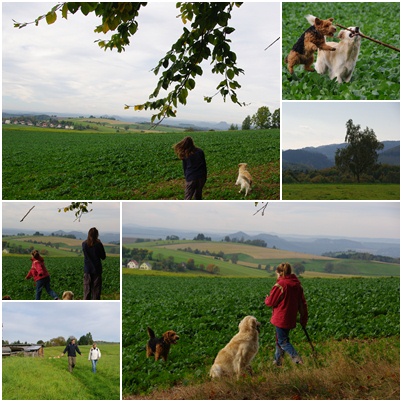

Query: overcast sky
left=2, top=2, right=280, bottom=125
left=282, top=102, right=400, bottom=150
left=2, top=201, right=120, bottom=233
left=2, top=302, right=120, bottom=343
left=122, top=201, right=400, bottom=240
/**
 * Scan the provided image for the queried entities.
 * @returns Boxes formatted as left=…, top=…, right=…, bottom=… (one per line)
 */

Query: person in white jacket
left=88, top=343, right=101, bottom=373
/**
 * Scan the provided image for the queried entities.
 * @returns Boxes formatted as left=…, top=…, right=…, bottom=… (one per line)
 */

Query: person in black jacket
left=173, top=136, right=207, bottom=200
left=62, top=338, right=82, bottom=373
left=82, top=227, right=106, bottom=300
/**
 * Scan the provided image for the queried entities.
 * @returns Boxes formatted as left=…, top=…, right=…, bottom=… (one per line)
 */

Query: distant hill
left=283, top=140, right=400, bottom=170
left=122, top=224, right=400, bottom=259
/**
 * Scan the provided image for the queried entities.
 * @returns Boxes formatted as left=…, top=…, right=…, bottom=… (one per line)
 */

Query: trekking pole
left=302, top=326, right=318, bottom=365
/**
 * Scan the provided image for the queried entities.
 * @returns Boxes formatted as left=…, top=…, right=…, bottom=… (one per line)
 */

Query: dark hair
left=31, top=250, right=43, bottom=261
left=173, top=136, right=197, bottom=160
left=276, top=262, right=292, bottom=276
left=86, top=227, right=99, bottom=247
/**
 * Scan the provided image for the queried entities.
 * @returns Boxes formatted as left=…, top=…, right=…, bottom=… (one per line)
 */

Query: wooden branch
left=335, top=23, right=400, bottom=52
left=264, top=37, right=280, bottom=51
left=20, top=206, right=35, bottom=222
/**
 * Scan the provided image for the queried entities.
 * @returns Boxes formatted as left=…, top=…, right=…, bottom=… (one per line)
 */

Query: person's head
left=173, top=136, right=197, bottom=160
left=71, top=338, right=76, bottom=344
left=87, top=227, right=99, bottom=247
left=31, top=250, right=43, bottom=261
left=92, top=343, right=97, bottom=349
left=276, top=262, right=292, bottom=278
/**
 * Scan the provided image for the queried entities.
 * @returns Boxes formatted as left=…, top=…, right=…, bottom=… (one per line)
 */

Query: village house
left=2, top=344, right=44, bottom=358
left=139, top=262, right=152, bottom=270
left=127, top=260, right=139, bottom=269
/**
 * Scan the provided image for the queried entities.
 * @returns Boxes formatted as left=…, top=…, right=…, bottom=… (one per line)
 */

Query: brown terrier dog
left=146, top=327, right=179, bottom=361
left=285, top=15, right=337, bottom=74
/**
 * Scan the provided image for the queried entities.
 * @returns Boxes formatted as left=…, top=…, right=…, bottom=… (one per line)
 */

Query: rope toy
left=335, top=23, right=400, bottom=52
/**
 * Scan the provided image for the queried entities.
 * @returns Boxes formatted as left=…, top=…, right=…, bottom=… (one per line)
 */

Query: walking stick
left=302, top=326, right=318, bottom=365
left=335, top=23, right=400, bottom=52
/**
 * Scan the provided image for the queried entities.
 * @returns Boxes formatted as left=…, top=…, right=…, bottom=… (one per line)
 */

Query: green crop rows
left=282, top=2, right=400, bottom=100
left=122, top=275, right=399, bottom=395
left=2, top=256, right=120, bottom=300
left=2, top=127, right=279, bottom=200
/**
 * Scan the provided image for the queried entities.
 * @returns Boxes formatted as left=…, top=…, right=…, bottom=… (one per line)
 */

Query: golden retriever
left=235, top=163, right=253, bottom=197
left=210, top=316, right=261, bottom=379
left=62, top=291, right=74, bottom=300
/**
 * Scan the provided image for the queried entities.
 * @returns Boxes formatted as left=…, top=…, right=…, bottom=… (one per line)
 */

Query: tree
left=251, top=106, right=272, bottom=129
left=271, top=108, right=280, bottom=128
left=14, top=2, right=245, bottom=124
left=228, top=123, right=238, bottom=131
left=294, top=262, right=305, bottom=276
left=335, top=119, right=384, bottom=183
left=324, top=262, right=334, bottom=273
left=241, top=115, right=251, bottom=130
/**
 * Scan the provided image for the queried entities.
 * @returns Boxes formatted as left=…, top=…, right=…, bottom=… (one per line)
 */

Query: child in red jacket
left=26, top=250, right=59, bottom=300
left=265, top=262, right=308, bottom=366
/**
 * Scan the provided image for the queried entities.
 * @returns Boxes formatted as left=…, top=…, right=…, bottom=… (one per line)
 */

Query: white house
left=127, top=260, right=139, bottom=269
left=139, top=262, right=152, bottom=270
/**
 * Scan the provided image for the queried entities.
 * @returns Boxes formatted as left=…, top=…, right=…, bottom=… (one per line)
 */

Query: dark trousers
left=68, top=356, right=76, bottom=372
left=185, top=176, right=207, bottom=200
left=35, top=276, right=58, bottom=300
left=84, top=273, right=102, bottom=300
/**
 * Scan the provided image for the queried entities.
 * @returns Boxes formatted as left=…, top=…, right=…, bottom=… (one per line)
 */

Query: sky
left=282, top=102, right=400, bottom=150
left=2, top=302, right=120, bottom=343
left=122, top=201, right=400, bottom=240
left=2, top=201, right=120, bottom=233
left=2, top=2, right=280, bottom=125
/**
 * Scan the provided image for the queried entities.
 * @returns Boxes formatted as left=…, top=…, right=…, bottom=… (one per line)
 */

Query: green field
left=282, top=2, right=400, bottom=100
left=2, top=344, right=120, bottom=400
left=2, top=126, right=279, bottom=200
left=122, top=274, right=399, bottom=397
left=123, top=240, right=399, bottom=277
left=2, top=256, right=120, bottom=300
left=282, top=183, right=400, bottom=200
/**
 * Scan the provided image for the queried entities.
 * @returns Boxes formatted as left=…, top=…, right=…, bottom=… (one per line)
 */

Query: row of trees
left=228, top=107, right=280, bottom=131
left=3, top=332, right=94, bottom=347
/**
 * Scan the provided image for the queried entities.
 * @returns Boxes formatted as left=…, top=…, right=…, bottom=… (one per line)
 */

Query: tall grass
left=125, top=337, right=399, bottom=400
left=2, top=344, right=120, bottom=400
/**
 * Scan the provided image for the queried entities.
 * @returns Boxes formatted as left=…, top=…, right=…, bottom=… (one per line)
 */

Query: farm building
left=127, top=260, right=139, bottom=269
left=2, top=344, right=44, bottom=357
left=139, top=262, right=152, bottom=270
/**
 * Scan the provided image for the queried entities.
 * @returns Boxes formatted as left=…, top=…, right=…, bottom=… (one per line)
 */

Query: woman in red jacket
left=26, top=250, right=59, bottom=300
left=265, top=262, right=308, bottom=366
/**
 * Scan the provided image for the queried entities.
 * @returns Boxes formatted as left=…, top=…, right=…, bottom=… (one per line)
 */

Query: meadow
left=282, top=183, right=400, bottom=200
left=2, top=344, right=120, bottom=400
left=123, top=240, right=399, bottom=277
left=2, top=256, right=120, bottom=300
left=2, top=126, right=280, bottom=200
left=282, top=2, right=400, bottom=100
left=122, top=274, right=400, bottom=399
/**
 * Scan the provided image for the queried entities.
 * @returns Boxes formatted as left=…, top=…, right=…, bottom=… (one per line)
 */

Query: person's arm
left=98, top=242, right=106, bottom=260
left=298, top=289, right=308, bottom=327
left=76, top=345, right=82, bottom=355
left=265, top=283, right=283, bottom=307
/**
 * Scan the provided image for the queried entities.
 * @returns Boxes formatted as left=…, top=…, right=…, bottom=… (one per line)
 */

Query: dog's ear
left=338, top=30, right=345, bottom=40
left=315, top=17, right=322, bottom=25
left=329, top=18, right=334, bottom=22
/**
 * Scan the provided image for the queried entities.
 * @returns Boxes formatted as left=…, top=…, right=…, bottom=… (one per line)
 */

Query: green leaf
left=45, top=11, right=57, bottom=25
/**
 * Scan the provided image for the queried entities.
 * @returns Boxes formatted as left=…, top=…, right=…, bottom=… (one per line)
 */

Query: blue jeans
left=35, top=277, right=58, bottom=300
left=91, top=359, right=98, bottom=373
left=274, top=327, right=299, bottom=365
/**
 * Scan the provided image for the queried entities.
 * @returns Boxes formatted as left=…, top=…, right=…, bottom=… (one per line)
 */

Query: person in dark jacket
left=25, top=250, right=59, bottom=300
left=82, top=227, right=106, bottom=300
left=265, top=262, right=308, bottom=366
left=62, top=338, right=82, bottom=373
left=173, top=136, right=207, bottom=200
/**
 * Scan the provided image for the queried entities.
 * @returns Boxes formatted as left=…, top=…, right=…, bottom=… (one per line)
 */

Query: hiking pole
left=302, top=326, right=318, bottom=365
left=335, top=23, right=400, bottom=52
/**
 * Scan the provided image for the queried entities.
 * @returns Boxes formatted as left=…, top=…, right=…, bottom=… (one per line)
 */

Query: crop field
left=2, top=256, right=120, bottom=300
left=122, top=274, right=399, bottom=397
left=282, top=183, right=400, bottom=200
left=123, top=240, right=399, bottom=277
left=2, top=127, right=280, bottom=200
left=2, top=344, right=120, bottom=400
left=282, top=2, right=400, bottom=100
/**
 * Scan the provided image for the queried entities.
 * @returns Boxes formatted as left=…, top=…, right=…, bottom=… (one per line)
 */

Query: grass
left=282, top=183, right=400, bottom=200
left=125, top=337, right=400, bottom=400
left=2, top=126, right=280, bottom=200
left=282, top=2, right=400, bottom=100
left=2, top=344, right=120, bottom=400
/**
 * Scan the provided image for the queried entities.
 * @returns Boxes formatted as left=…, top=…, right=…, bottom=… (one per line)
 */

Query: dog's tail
left=147, top=327, right=155, bottom=339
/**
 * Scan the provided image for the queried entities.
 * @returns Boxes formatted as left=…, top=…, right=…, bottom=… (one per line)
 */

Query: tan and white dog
left=306, top=15, right=362, bottom=83
left=210, top=316, right=261, bottom=379
left=235, top=163, right=252, bottom=197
